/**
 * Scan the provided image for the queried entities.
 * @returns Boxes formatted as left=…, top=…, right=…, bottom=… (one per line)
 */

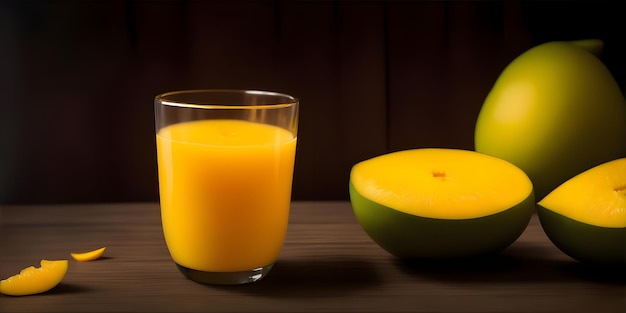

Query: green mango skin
left=475, top=40, right=626, bottom=200
left=349, top=182, right=535, bottom=259
left=537, top=205, right=626, bottom=264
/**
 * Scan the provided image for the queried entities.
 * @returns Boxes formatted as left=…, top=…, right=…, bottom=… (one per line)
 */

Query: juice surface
left=156, top=119, right=297, bottom=272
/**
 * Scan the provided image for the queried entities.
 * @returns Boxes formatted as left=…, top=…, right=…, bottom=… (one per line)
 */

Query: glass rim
left=155, top=89, right=298, bottom=110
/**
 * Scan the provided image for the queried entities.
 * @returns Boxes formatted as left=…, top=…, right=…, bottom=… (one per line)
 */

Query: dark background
left=0, top=1, right=624, bottom=204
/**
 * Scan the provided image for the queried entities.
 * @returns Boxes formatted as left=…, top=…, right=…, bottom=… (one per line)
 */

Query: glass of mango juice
left=154, top=90, right=298, bottom=285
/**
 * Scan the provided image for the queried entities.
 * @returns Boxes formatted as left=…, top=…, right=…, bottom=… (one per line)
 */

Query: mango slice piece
left=70, top=247, right=106, bottom=262
left=0, top=259, right=68, bottom=296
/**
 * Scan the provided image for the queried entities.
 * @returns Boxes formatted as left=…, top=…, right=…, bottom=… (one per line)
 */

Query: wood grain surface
left=1, top=202, right=624, bottom=313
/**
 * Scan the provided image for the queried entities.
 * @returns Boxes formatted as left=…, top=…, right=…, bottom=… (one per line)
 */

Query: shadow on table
left=212, top=258, right=382, bottom=297
left=559, top=262, right=625, bottom=284
left=43, top=283, right=94, bottom=296
left=394, top=244, right=625, bottom=285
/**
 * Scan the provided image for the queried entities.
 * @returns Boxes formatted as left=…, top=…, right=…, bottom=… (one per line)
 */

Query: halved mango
left=350, top=148, right=535, bottom=259
left=538, top=158, right=626, bottom=264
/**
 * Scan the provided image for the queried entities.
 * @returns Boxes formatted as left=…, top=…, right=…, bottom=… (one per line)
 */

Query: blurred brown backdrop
left=0, top=1, right=624, bottom=204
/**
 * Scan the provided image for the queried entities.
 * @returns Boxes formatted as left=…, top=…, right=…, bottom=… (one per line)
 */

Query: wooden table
left=1, top=202, right=624, bottom=312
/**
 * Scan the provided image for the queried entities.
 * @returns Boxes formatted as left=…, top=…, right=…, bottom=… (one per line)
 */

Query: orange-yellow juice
left=156, top=119, right=297, bottom=272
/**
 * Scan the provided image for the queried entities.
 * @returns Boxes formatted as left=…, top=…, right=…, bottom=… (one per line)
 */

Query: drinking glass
left=155, top=89, right=298, bottom=285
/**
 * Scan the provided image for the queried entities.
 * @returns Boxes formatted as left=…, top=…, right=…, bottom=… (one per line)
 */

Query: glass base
left=176, top=263, right=274, bottom=285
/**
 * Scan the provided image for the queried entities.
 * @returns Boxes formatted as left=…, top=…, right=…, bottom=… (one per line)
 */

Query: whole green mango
left=475, top=40, right=626, bottom=199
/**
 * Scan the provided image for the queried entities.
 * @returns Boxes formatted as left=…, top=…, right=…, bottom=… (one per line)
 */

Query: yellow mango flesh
left=0, top=260, right=68, bottom=296
left=71, top=247, right=106, bottom=262
left=539, top=158, right=626, bottom=228
left=351, top=148, right=533, bottom=219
